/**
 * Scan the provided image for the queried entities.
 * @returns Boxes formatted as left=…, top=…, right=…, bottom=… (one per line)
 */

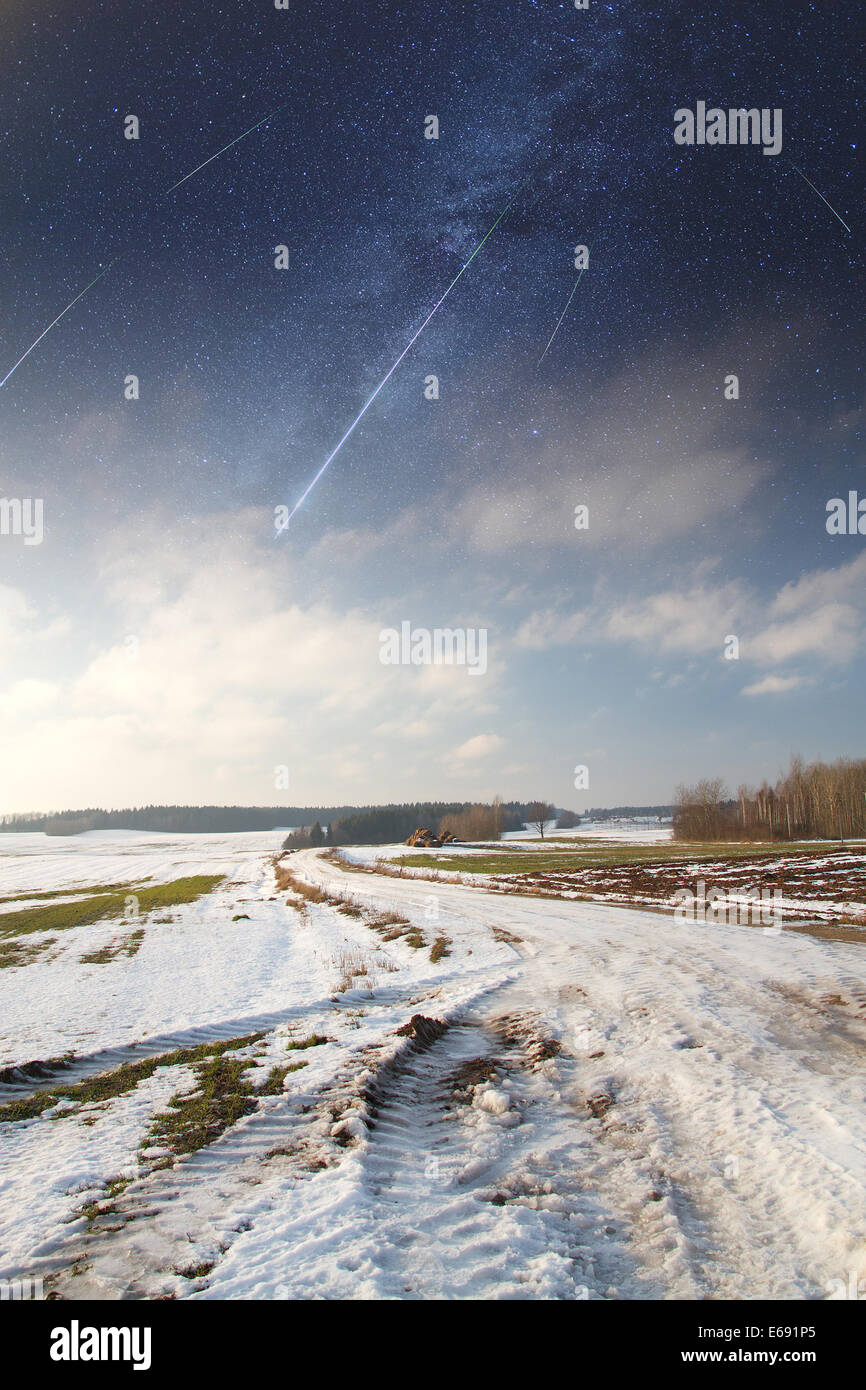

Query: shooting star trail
left=792, top=167, right=852, bottom=235
left=166, top=102, right=290, bottom=194
left=277, top=192, right=520, bottom=531
left=0, top=259, right=119, bottom=390
left=1, top=98, right=286, bottom=390
left=538, top=240, right=596, bottom=367
left=538, top=266, right=586, bottom=366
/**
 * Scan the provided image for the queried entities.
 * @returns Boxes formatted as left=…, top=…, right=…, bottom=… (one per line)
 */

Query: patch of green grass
left=104, top=1174, right=133, bottom=1200
left=259, top=1060, right=308, bottom=1094
left=177, top=1259, right=216, bottom=1280
left=76, top=1200, right=105, bottom=1224
left=148, top=1056, right=258, bottom=1157
left=430, top=935, right=451, bottom=963
left=0, top=1032, right=264, bottom=1124
left=0, top=892, right=125, bottom=940
left=0, top=935, right=58, bottom=970
left=75, top=1173, right=138, bottom=1228
left=0, top=881, right=146, bottom=905
left=285, top=1033, right=331, bottom=1051
left=0, top=875, right=225, bottom=943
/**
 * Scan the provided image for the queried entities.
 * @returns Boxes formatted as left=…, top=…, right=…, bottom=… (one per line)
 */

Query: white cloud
left=751, top=604, right=860, bottom=665
left=599, top=551, right=866, bottom=673
left=750, top=552, right=866, bottom=665
left=604, top=582, right=748, bottom=655
left=0, top=515, right=507, bottom=807
left=514, top=610, right=587, bottom=650
left=456, top=450, right=764, bottom=556
left=0, top=584, right=69, bottom=653
left=742, top=674, right=811, bottom=697
left=0, top=678, right=60, bottom=717
left=450, top=733, right=505, bottom=761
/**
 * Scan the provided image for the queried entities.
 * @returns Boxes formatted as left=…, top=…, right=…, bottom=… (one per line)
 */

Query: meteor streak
left=1, top=99, right=286, bottom=391
left=792, top=166, right=852, bottom=236
left=166, top=102, right=290, bottom=194
left=538, top=241, right=595, bottom=367
left=0, top=259, right=119, bottom=391
left=278, top=192, right=520, bottom=530
left=538, top=267, right=586, bottom=366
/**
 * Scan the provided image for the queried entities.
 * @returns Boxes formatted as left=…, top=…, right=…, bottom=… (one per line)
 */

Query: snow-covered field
left=502, top=818, right=673, bottom=845
left=0, top=829, right=864, bottom=1301
left=554, top=819, right=673, bottom=844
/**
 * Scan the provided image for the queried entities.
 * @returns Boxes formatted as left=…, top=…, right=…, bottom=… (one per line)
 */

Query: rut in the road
left=361, top=1016, right=499, bottom=1202
left=293, top=1007, right=657, bottom=1300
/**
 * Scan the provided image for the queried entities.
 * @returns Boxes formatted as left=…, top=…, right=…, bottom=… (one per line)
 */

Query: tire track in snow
left=200, top=1003, right=674, bottom=1300
left=349, top=1010, right=653, bottom=1299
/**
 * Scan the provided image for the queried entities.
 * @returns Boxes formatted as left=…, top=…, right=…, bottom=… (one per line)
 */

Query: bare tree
left=673, top=779, right=728, bottom=841
left=527, top=801, right=556, bottom=838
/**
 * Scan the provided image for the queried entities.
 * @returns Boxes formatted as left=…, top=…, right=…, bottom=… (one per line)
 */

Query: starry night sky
left=0, top=1, right=862, bottom=811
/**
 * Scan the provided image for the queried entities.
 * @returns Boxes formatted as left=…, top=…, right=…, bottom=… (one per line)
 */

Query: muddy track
left=248, top=1005, right=660, bottom=1300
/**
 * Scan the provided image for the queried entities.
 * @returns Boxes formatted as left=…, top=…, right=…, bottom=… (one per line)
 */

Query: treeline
left=325, top=803, right=461, bottom=846
left=674, top=756, right=866, bottom=842
left=324, top=800, right=568, bottom=847
left=1, top=805, right=366, bottom=836
left=584, top=805, right=673, bottom=821
left=326, top=801, right=521, bottom=846
left=1, top=799, right=579, bottom=844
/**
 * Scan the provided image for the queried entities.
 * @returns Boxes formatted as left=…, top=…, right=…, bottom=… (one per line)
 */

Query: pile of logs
left=404, top=827, right=458, bottom=848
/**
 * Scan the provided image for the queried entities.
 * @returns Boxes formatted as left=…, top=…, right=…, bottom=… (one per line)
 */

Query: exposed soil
left=492, top=850, right=866, bottom=928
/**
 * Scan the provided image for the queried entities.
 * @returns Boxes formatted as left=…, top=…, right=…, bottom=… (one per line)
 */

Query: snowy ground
left=0, top=828, right=291, bottom=897
left=503, top=819, right=674, bottom=845
left=0, top=830, right=864, bottom=1300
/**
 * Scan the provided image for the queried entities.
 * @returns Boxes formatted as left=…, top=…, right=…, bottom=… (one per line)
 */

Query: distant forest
left=0, top=800, right=566, bottom=841
left=1, top=805, right=358, bottom=836
left=327, top=799, right=547, bottom=846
